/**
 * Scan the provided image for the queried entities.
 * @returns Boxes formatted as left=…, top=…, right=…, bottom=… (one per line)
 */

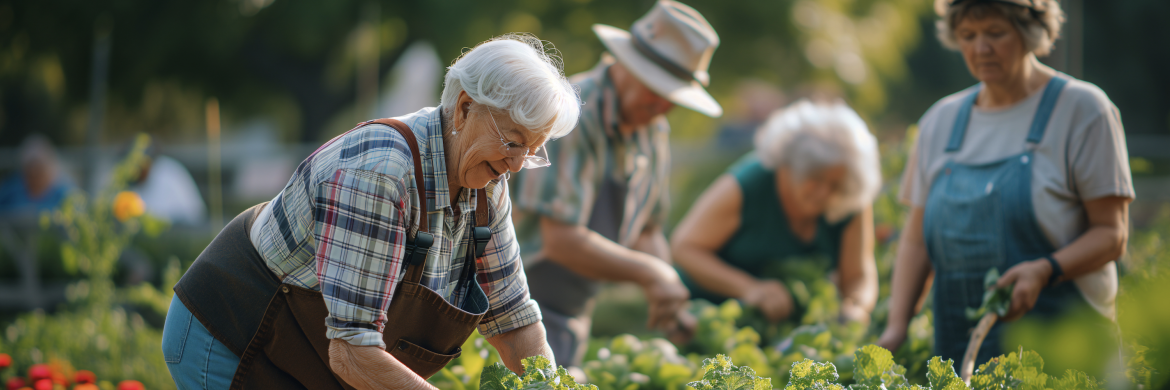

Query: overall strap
left=1025, top=76, right=1069, bottom=144
left=363, top=118, right=433, bottom=284
left=460, top=188, right=493, bottom=287
left=945, top=85, right=982, bottom=152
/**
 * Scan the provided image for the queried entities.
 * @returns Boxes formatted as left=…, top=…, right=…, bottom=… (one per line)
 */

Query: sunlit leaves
left=480, top=356, right=597, bottom=390
left=688, top=355, right=771, bottom=390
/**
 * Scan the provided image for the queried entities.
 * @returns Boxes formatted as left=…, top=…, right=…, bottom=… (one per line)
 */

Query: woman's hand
left=994, top=259, right=1054, bottom=322
left=741, top=279, right=794, bottom=323
left=665, top=310, right=698, bottom=346
left=641, top=261, right=691, bottom=332
left=876, top=327, right=907, bottom=353
left=839, top=301, right=871, bottom=326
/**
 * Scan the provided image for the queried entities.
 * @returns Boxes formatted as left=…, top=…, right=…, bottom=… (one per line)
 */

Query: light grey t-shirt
left=900, top=77, right=1134, bottom=319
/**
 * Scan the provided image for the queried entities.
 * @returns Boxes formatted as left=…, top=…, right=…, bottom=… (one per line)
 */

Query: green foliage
left=582, top=334, right=698, bottom=390
left=925, top=357, right=968, bottom=390
left=687, top=355, right=771, bottom=390
left=0, top=135, right=174, bottom=389
left=850, top=345, right=911, bottom=389
left=784, top=360, right=842, bottom=390
left=961, top=348, right=1102, bottom=390
left=965, top=268, right=1012, bottom=321
left=479, top=356, right=597, bottom=390
left=1049, top=369, right=1101, bottom=390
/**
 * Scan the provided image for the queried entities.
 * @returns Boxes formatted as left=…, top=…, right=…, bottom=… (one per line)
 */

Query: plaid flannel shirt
left=249, top=107, right=540, bottom=349
left=510, top=59, right=671, bottom=264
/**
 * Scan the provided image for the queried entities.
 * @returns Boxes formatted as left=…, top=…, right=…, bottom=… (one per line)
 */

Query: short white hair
left=440, top=33, right=580, bottom=140
left=753, top=100, right=881, bottom=222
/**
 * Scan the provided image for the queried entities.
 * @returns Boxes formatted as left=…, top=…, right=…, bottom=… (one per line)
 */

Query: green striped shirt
left=510, top=59, right=671, bottom=264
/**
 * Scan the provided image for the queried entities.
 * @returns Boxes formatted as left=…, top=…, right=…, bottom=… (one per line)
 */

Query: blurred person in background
left=509, top=0, right=721, bottom=367
left=878, top=0, right=1132, bottom=369
left=130, top=141, right=207, bottom=225
left=715, top=80, right=786, bottom=150
left=0, top=134, right=73, bottom=216
left=672, top=100, right=881, bottom=325
left=163, top=34, right=580, bottom=390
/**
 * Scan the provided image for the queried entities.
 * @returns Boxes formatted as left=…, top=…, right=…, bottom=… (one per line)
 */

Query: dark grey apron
left=527, top=173, right=627, bottom=367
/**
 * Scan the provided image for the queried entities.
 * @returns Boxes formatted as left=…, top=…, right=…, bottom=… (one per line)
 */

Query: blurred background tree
left=1, top=0, right=1164, bottom=147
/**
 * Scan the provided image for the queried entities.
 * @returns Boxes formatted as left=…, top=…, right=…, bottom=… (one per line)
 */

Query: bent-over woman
left=672, top=100, right=881, bottom=325
left=161, top=34, right=581, bottom=390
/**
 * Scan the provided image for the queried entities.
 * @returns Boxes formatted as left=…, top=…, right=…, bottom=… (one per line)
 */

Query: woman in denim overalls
left=878, top=0, right=1134, bottom=372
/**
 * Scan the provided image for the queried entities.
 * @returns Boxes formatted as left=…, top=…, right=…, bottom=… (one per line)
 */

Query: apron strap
left=472, top=188, right=491, bottom=257
left=360, top=118, right=495, bottom=286
left=1025, top=77, right=1069, bottom=144
left=945, top=85, right=982, bottom=152
left=362, top=118, right=433, bottom=285
left=458, top=188, right=493, bottom=289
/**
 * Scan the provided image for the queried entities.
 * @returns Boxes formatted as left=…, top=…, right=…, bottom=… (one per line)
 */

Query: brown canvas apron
left=176, top=119, right=493, bottom=390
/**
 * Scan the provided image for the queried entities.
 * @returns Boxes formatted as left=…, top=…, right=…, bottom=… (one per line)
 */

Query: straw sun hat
left=592, top=0, right=723, bottom=117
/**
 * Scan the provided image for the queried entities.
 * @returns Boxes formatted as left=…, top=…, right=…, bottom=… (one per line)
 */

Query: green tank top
left=680, top=153, right=854, bottom=304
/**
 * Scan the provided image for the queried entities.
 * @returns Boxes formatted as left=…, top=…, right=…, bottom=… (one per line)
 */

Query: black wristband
left=1042, top=255, right=1063, bottom=286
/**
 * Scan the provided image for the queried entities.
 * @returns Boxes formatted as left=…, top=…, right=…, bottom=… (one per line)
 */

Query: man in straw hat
left=510, top=0, right=721, bottom=367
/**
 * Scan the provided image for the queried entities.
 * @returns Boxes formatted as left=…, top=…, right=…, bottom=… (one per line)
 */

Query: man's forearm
left=540, top=218, right=672, bottom=285
left=486, top=322, right=556, bottom=374
left=329, top=339, right=436, bottom=390
left=633, top=226, right=671, bottom=263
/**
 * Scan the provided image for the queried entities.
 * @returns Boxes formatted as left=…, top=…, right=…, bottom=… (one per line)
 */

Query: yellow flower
left=113, top=191, right=146, bottom=222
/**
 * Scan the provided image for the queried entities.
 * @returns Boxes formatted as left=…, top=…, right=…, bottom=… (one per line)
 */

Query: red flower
left=32, top=379, right=51, bottom=390
left=116, top=380, right=144, bottom=390
left=73, top=371, right=96, bottom=385
left=27, top=365, right=51, bottom=382
left=50, top=373, right=68, bottom=386
left=73, top=385, right=99, bottom=390
left=0, top=353, right=11, bottom=369
left=6, top=377, right=26, bottom=390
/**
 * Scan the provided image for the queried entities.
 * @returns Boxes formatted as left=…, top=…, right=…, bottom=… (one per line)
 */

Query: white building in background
left=377, top=41, right=442, bottom=118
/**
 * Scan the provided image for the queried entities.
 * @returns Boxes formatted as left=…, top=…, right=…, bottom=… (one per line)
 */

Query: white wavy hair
left=440, top=33, right=580, bottom=140
left=754, top=99, right=881, bottom=222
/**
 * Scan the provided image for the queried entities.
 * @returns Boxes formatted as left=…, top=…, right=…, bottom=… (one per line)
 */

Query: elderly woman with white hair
left=878, top=0, right=1133, bottom=368
left=163, top=34, right=580, bottom=390
left=672, top=100, right=881, bottom=325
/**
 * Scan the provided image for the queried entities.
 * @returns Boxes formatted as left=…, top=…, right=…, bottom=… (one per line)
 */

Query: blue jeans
left=163, top=295, right=241, bottom=390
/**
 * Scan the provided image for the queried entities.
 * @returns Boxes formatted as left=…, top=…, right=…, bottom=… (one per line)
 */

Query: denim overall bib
left=922, top=77, right=1082, bottom=364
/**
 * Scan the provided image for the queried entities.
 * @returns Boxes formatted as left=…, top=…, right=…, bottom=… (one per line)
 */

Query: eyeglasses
left=487, top=111, right=551, bottom=169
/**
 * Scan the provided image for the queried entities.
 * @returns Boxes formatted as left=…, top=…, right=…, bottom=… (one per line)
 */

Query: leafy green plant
left=784, top=359, right=842, bottom=390
left=925, top=357, right=968, bottom=390
left=687, top=355, right=770, bottom=390
left=967, top=347, right=1102, bottom=390
left=850, top=345, right=914, bottom=389
left=582, top=334, right=698, bottom=390
left=965, top=268, right=1011, bottom=321
left=479, top=356, right=597, bottom=390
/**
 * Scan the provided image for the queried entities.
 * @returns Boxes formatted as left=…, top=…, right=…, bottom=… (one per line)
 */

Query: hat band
left=630, top=31, right=699, bottom=84
left=948, top=0, right=1037, bottom=9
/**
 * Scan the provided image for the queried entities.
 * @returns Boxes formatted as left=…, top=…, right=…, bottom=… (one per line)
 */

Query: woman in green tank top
left=672, top=100, right=882, bottom=324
